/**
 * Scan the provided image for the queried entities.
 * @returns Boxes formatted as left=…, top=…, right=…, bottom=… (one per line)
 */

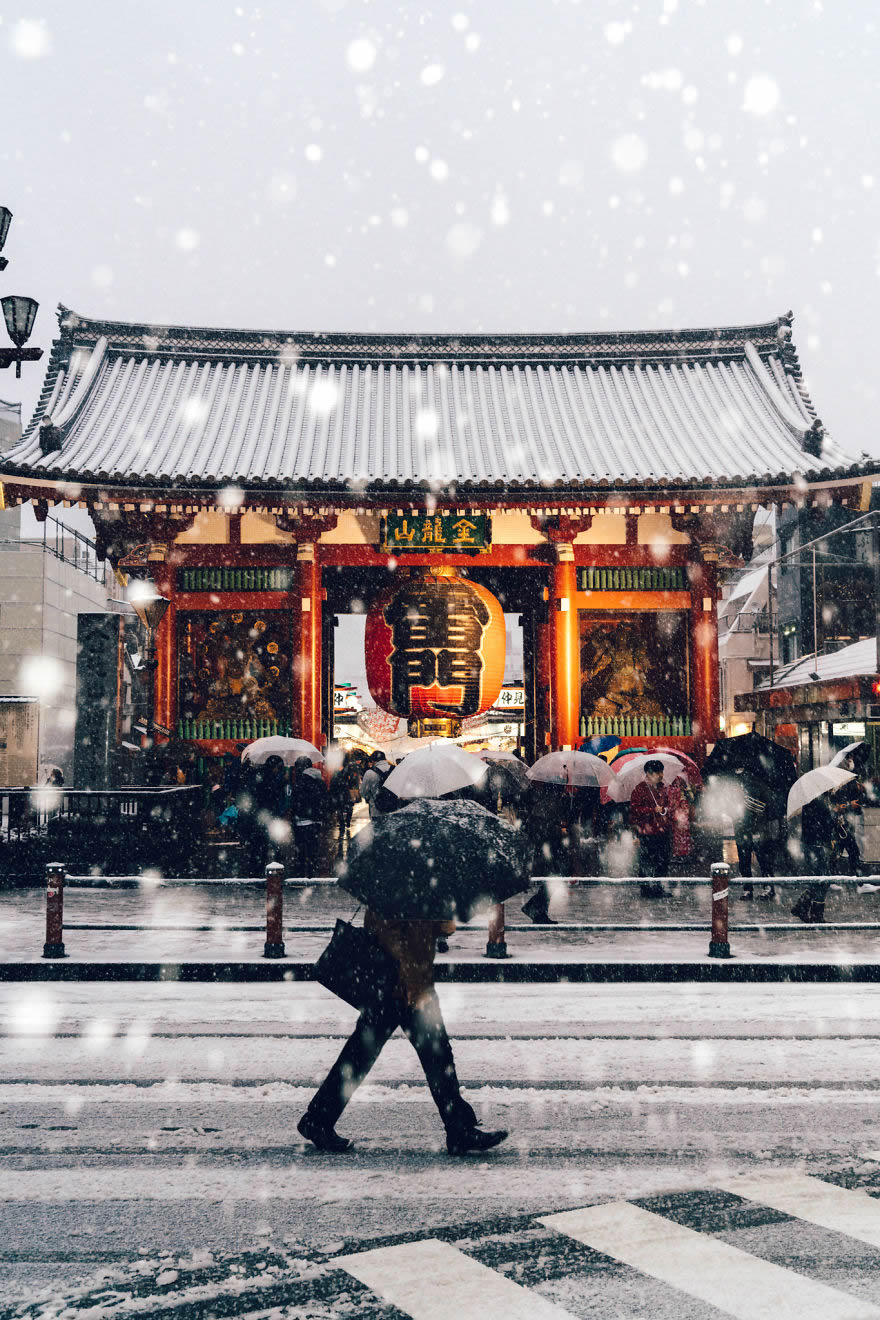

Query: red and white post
left=708, top=861, right=732, bottom=959
left=263, top=861, right=286, bottom=959
left=42, top=862, right=66, bottom=959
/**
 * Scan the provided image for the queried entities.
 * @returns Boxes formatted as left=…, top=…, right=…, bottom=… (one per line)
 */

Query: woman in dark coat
left=298, top=912, right=508, bottom=1156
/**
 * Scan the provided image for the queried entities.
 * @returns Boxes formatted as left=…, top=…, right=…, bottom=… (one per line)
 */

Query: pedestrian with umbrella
left=703, top=732, right=796, bottom=900
left=626, top=759, right=675, bottom=897
left=298, top=798, right=526, bottom=1154
left=520, top=751, right=613, bottom=920
left=829, top=741, right=871, bottom=872
left=789, top=766, right=857, bottom=923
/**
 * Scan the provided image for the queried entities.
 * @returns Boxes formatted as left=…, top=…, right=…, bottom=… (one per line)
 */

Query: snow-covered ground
left=2, top=980, right=880, bottom=1312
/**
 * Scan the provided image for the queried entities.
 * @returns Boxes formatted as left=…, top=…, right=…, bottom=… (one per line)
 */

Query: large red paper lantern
left=365, top=570, right=506, bottom=733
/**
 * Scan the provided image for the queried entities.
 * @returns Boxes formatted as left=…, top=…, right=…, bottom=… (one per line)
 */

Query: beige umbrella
left=786, top=766, right=855, bottom=818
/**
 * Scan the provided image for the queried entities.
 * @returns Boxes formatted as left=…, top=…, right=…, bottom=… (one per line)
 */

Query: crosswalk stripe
left=539, top=1201, right=880, bottom=1320
left=716, top=1171, right=880, bottom=1251
left=335, top=1237, right=576, bottom=1320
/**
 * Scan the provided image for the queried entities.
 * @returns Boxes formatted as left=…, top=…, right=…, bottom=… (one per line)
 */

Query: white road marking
left=539, top=1201, right=880, bottom=1320
left=336, top=1237, right=575, bottom=1319
left=717, top=1171, right=880, bottom=1250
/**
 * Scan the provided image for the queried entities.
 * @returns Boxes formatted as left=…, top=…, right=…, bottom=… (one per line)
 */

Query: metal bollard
left=708, top=861, right=732, bottom=959
left=42, top=862, right=67, bottom=959
left=485, top=902, right=509, bottom=959
left=263, top=862, right=286, bottom=959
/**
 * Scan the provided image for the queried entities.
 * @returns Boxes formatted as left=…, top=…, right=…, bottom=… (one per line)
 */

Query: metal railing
left=0, top=786, right=203, bottom=871
left=37, top=513, right=107, bottom=582
left=32, top=867, right=879, bottom=964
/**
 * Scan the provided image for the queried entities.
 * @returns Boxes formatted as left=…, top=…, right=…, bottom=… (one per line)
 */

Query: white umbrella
left=607, top=752, right=686, bottom=803
left=527, top=750, right=615, bottom=788
left=829, top=740, right=868, bottom=769
left=787, top=766, right=855, bottom=818
left=241, top=736, right=323, bottom=767
left=383, top=743, right=488, bottom=800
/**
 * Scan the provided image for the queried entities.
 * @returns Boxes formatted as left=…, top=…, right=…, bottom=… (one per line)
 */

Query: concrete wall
left=0, top=536, right=111, bottom=781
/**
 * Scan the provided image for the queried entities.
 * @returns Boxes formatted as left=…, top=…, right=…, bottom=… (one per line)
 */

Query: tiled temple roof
left=0, top=306, right=867, bottom=495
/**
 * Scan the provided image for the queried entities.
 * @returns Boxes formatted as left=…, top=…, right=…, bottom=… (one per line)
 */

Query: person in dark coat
left=791, top=791, right=835, bottom=923
left=629, top=760, right=672, bottom=897
left=290, top=755, right=328, bottom=877
left=237, top=754, right=290, bottom=874
left=733, top=768, right=786, bottom=900
left=298, top=911, right=508, bottom=1156
left=520, top=782, right=567, bottom=922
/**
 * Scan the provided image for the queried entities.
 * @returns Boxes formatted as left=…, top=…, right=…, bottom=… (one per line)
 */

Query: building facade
left=0, top=306, right=872, bottom=773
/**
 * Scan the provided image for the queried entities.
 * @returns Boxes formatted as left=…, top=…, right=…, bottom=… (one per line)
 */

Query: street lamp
left=0, top=208, right=11, bottom=271
left=0, top=207, right=42, bottom=377
left=127, top=578, right=170, bottom=746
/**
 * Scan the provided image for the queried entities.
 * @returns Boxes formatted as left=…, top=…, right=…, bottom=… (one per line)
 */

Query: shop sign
left=381, top=512, right=491, bottom=553
left=833, top=721, right=866, bottom=737
left=493, top=685, right=525, bottom=711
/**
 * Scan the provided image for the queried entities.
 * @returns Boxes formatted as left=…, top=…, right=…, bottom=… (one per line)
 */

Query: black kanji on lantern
left=384, top=581, right=490, bottom=715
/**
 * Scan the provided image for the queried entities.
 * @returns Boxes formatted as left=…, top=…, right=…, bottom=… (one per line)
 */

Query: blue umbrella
left=579, top=734, right=622, bottom=757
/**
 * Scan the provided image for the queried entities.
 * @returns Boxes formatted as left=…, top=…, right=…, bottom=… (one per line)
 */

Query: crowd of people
left=146, top=738, right=875, bottom=922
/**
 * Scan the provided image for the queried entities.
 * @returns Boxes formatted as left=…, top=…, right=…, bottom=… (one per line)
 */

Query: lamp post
left=0, top=208, right=41, bottom=378
left=127, top=579, right=170, bottom=747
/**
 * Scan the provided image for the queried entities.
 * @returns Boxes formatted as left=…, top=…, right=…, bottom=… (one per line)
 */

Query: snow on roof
left=0, top=307, right=867, bottom=495
left=757, top=636, right=878, bottom=689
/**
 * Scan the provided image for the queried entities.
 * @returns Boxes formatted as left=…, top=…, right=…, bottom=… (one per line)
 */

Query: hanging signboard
left=381, top=512, right=491, bottom=553
left=0, top=697, right=39, bottom=787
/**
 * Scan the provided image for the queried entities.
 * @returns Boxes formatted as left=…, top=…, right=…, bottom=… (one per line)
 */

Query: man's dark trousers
left=304, top=989, right=476, bottom=1133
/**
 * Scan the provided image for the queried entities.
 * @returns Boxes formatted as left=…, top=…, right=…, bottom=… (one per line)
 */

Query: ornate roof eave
left=51, top=303, right=797, bottom=368
left=1, top=470, right=875, bottom=512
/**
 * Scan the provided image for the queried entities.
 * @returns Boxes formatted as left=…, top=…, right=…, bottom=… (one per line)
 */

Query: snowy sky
left=2, top=1, right=878, bottom=694
left=2, top=0, right=879, bottom=459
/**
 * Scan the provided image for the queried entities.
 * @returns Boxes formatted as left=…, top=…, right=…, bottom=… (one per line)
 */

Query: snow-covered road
left=2, top=982, right=880, bottom=1314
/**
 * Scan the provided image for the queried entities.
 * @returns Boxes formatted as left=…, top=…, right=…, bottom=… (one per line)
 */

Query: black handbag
left=313, top=916, right=400, bottom=1012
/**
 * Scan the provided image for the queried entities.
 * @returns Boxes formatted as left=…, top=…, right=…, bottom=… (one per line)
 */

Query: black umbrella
left=476, top=759, right=529, bottom=808
left=703, top=732, right=797, bottom=794
left=337, top=798, right=529, bottom=921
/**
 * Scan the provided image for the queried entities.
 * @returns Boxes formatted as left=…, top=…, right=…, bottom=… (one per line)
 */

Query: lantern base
left=408, top=716, right=462, bottom=739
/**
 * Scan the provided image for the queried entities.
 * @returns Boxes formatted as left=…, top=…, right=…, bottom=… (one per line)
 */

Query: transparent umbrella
left=383, top=743, right=488, bottom=800
left=241, top=736, right=323, bottom=766
left=787, top=766, right=855, bottom=817
left=607, top=752, right=688, bottom=802
left=527, top=750, right=615, bottom=788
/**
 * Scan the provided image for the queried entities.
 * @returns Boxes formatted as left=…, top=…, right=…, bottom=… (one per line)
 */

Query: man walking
left=629, top=760, right=673, bottom=898
left=298, top=911, right=508, bottom=1156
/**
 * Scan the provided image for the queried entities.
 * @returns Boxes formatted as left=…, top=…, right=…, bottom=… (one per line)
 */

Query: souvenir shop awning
left=0, top=306, right=870, bottom=497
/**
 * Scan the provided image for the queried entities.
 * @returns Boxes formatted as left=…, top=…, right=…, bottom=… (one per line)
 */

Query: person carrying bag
left=302, top=909, right=508, bottom=1157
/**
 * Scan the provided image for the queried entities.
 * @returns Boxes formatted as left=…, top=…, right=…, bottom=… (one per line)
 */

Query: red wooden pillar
left=690, top=561, right=720, bottom=755
left=294, top=543, right=322, bottom=746
left=533, top=601, right=553, bottom=755
left=550, top=545, right=580, bottom=751
left=151, top=564, right=175, bottom=736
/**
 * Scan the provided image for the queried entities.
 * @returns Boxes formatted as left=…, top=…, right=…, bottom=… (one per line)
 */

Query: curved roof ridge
left=53, top=303, right=796, bottom=366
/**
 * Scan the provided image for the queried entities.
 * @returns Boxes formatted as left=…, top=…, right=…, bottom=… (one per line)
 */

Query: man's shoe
left=521, top=896, right=554, bottom=924
left=740, top=885, right=754, bottom=900
left=297, top=1113, right=352, bottom=1152
left=791, top=893, right=812, bottom=923
left=446, top=1126, right=509, bottom=1157
left=757, top=885, right=776, bottom=900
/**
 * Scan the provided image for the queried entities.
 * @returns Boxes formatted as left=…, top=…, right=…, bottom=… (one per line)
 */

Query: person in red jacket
left=629, top=760, right=673, bottom=897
